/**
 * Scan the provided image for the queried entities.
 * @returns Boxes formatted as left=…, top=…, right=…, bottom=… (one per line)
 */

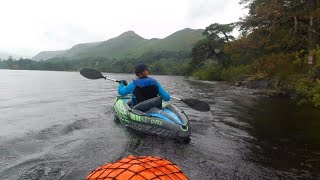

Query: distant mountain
left=32, top=28, right=204, bottom=61
left=32, top=50, right=66, bottom=61
left=0, top=52, right=24, bottom=60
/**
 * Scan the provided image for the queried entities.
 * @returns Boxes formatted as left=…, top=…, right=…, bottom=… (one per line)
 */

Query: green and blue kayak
left=113, top=96, right=191, bottom=140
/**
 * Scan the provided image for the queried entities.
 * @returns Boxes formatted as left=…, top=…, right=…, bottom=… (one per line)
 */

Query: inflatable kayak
left=86, top=155, right=188, bottom=180
left=112, top=96, right=191, bottom=140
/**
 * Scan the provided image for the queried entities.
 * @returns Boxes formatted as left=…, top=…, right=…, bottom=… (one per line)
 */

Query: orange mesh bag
left=86, top=155, right=188, bottom=180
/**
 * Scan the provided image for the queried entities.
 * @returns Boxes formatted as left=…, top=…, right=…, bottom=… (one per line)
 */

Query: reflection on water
left=246, top=98, right=320, bottom=179
left=0, top=70, right=319, bottom=180
left=185, top=80, right=320, bottom=179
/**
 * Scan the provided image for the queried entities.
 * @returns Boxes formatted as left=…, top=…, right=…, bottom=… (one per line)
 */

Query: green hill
left=32, top=28, right=204, bottom=61
left=32, top=50, right=67, bottom=61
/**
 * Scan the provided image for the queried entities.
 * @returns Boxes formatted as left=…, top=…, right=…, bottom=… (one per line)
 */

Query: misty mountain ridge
left=32, top=28, right=204, bottom=61
left=0, top=52, right=25, bottom=60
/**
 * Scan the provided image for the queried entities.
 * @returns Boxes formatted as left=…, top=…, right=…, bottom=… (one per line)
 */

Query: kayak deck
left=113, top=96, right=191, bottom=140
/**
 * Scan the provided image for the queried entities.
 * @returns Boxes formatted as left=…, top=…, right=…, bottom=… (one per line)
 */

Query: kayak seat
left=146, top=107, right=182, bottom=125
left=132, top=97, right=162, bottom=112
left=127, top=100, right=133, bottom=108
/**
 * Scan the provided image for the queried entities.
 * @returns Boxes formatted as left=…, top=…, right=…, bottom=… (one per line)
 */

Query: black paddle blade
left=80, top=68, right=105, bottom=80
left=182, top=99, right=210, bottom=112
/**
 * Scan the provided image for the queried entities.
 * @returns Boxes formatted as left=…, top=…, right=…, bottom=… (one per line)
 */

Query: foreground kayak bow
left=86, top=155, right=188, bottom=180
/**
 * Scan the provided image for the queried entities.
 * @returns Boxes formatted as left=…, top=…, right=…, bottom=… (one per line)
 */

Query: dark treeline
left=187, top=0, right=320, bottom=107
left=0, top=50, right=190, bottom=75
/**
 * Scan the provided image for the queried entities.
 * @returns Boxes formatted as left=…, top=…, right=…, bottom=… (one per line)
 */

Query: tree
left=189, top=23, right=235, bottom=70
left=239, top=0, right=320, bottom=51
left=7, top=56, right=14, bottom=61
left=203, top=23, right=236, bottom=43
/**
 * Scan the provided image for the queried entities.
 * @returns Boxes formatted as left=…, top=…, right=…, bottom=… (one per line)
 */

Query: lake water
left=0, top=69, right=320, bottom=179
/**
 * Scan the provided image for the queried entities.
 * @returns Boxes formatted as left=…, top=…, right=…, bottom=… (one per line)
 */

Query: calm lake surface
left=0, top=69, right=320, bottom=180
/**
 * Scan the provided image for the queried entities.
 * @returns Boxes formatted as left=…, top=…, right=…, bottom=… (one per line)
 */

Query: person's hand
left=119, top=80, right=128, bottom=86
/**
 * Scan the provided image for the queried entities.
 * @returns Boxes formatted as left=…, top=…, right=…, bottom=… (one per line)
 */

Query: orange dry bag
left=86, top=155, right=188, bottom=180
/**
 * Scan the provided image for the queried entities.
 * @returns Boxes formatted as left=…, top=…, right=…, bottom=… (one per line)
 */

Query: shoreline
left=186, top=76, right=292, bottom=98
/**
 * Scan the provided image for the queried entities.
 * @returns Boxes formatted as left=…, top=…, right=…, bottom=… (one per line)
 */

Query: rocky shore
left=233, top=78, right=293, bottom=98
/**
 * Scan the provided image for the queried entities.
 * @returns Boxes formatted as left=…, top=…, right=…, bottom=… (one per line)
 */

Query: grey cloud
left=187, top=0, right=227, bottom=19
left=0, top=0, right=246, bottom=57
left=186, top=0, right=243, bottom=23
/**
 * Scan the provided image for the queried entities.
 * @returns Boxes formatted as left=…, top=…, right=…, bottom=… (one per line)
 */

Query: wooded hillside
left=188, top=0, right=320, bottom=107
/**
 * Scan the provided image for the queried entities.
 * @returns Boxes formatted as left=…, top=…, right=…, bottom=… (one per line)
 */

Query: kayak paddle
left=80, top=68, right=119, bottom=82
left=171, top=96, right=210, bottom=112
left=80, top=68, right=211, bottom=112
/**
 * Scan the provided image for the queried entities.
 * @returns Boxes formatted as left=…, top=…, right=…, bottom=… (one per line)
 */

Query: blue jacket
left=118, top=77, right=170, bottom=105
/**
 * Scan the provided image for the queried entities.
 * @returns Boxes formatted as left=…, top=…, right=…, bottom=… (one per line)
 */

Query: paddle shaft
left=100, top=74, right=187, bottom=106
left=104, top=77, right=183, bottom=103
left=80, top=68, right=210, bottom=111
left=105, top=76, right=119, bottom=82
left=171, top=96, right=182, bottom=101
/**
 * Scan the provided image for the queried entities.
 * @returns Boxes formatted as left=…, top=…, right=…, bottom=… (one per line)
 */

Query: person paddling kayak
left=117, top=63, right=170, bottom=107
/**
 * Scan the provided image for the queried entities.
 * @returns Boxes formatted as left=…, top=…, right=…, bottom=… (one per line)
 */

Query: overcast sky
left=0, top=0, right=247, bottom=58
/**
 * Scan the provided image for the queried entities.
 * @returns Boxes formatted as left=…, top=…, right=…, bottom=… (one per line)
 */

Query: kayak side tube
left=113, top=96, right=191, bottom=140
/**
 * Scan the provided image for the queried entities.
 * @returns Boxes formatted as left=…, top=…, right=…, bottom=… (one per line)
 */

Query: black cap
left=135, top=63, right=148, bottom=73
